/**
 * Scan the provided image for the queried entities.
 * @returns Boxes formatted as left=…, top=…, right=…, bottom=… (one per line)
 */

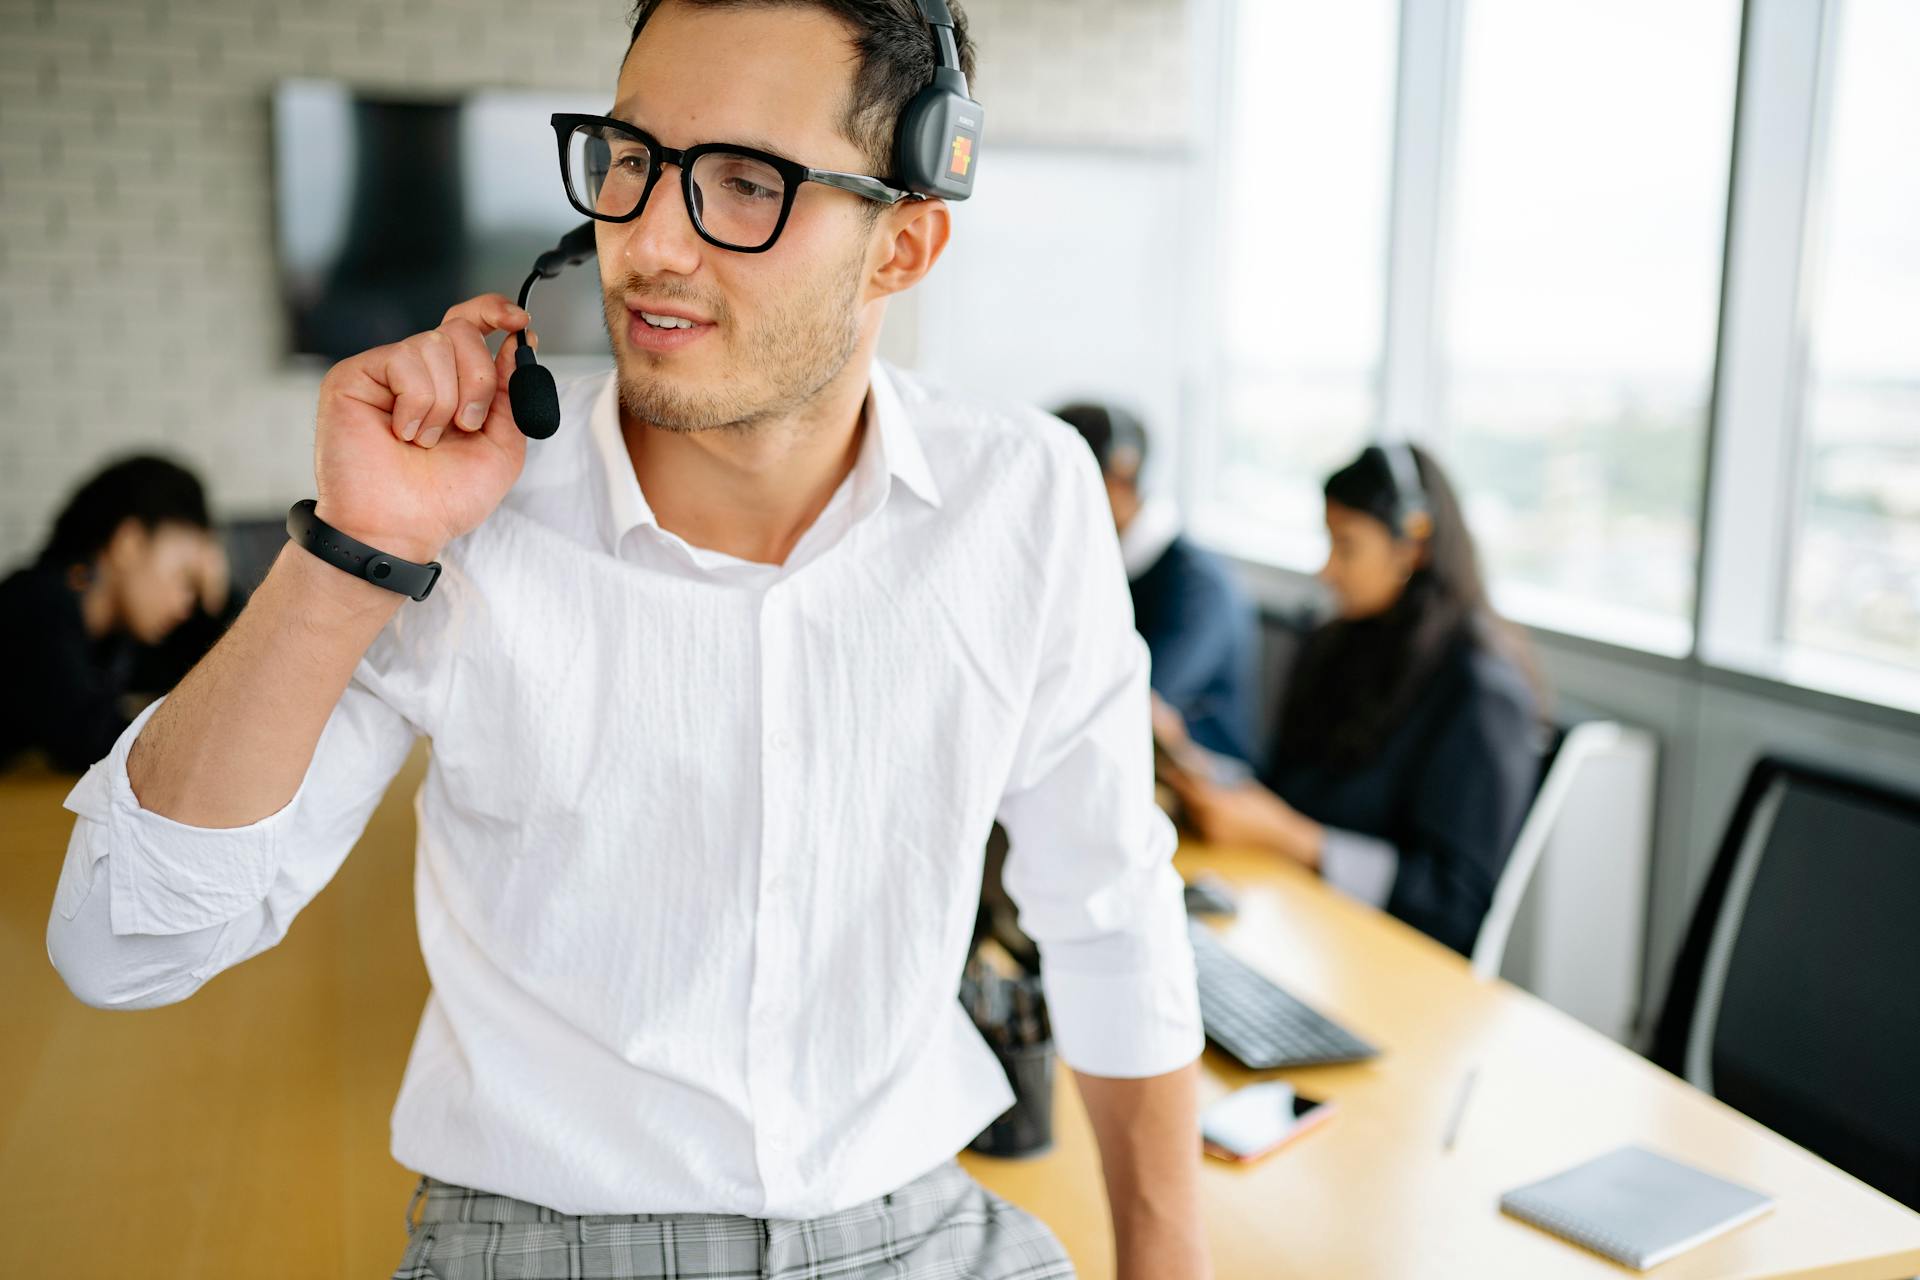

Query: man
left=1, top=455, right=229, bottom=772
left=45, top=3, right=1208, bottom=1278
left=1055, top=402, right=1260, bottom=767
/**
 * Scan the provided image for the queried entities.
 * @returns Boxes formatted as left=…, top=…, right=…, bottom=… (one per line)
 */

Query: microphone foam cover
left=508, top=364, right=561, bottom=440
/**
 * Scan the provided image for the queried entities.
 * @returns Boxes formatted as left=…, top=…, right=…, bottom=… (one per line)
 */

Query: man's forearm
left=1075, top=1061, right=1211, bottom=1280
left=126, top=543, right=403, bottom=828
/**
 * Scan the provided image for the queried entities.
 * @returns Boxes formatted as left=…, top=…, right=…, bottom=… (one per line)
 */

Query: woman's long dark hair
left=1274, top=444, right=1540, bottom=773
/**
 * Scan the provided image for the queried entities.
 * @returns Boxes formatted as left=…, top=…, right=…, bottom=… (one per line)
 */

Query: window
left=1786, top=0, right=1920, bottom=677
left=1435, top=0, right=1741, bottom=651
left=1193, top=0, right=1913, bottom=713
left=1196, top=0, right=1399, bottom=568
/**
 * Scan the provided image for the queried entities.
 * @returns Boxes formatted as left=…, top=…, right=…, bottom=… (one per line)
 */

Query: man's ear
left=866, top=197, right=951, bottom=300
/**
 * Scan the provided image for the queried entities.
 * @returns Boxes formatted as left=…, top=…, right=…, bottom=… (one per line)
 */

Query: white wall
left=0, top=0, right=1192, bottom=566
left=912, top=145, right=1198, bottom=485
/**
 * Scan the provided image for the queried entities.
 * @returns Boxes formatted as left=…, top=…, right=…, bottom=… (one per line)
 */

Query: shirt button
left=771, top=730, right=795, bottom=752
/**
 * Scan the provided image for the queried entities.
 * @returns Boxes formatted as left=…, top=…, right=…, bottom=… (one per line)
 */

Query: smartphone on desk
left=1201, top=1081, right=1336, bottom=1163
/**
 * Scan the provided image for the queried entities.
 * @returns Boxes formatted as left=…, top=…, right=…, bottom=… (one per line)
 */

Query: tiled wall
left=0, top=0, right=1191, bottom=565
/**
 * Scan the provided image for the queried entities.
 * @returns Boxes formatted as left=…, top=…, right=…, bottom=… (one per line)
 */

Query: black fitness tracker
left=285, top=500, right=442, bottom=601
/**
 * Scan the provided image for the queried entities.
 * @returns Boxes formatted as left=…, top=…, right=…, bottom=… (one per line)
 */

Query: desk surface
left=4, top=760, right=1918, bottom=1279
left=1, top=755, right=433, bottom=1275
left=960, top=842, right=1920, bottom=1280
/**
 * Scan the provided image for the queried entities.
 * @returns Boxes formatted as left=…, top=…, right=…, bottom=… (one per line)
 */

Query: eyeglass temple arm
left=809, top=170, right=918, bottom=205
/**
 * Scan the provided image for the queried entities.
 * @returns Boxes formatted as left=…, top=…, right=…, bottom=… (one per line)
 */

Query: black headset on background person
left=1055, top=402, right=1148, bottom=476
left=507, top=0, right=985, bottom=440
left=1380, top=440, right=1431, bottom=540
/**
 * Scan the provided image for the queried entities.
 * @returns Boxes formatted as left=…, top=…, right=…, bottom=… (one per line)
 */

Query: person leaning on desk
left=1163, top=443, right=1545, bottom=957
left=41, top=3, right=1211, bottom=1277
left=0, top=455, right=233, bottom=774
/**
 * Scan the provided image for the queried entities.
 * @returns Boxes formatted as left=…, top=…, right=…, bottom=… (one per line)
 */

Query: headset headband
left=896, top=0, right=984, bottom=198
left=1382, top=441, right=1429, bottom=531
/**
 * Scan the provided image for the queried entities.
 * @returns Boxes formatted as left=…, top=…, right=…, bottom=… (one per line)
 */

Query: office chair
left=1651, top=756, right=1920, bottom=1211
left=1472, top=719, right=1645, bottom=980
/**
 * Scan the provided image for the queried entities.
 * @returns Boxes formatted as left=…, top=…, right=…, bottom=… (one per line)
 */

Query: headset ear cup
left=895, top=84, right=983, bottom=200
left=894, top=86, right=942, bottom=194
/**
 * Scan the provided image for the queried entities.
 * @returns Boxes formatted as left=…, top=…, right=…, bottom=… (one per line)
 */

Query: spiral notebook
left=1499, top=1146, right=1774, bottom=1270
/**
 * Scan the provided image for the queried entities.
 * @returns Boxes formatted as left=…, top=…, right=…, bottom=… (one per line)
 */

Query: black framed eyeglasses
left=551, top=113, right=916, bottom=254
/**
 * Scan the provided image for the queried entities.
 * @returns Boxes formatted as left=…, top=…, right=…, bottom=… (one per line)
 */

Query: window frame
left=1188, top=0, right=1920, bottom=720
left=1184, top=0, right=1407, bottom=570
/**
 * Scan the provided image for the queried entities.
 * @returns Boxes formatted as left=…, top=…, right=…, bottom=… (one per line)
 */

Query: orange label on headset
left=949, top=135, right=973, bottom=176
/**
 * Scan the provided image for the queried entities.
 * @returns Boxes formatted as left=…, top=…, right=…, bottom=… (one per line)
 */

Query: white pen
left=1442, top=1066, right=1479, bottom=1152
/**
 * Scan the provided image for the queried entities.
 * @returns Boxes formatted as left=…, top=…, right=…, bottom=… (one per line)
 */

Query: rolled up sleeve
left=75, top=701, right=292, bottom=938
left=994, top=434, right=1203, bottom=1080
left=69, top=685, right=411, bottom=938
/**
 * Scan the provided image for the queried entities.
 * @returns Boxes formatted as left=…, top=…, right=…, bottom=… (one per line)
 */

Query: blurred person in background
left=1163, top=444, right=1544, bottom=957
left=1057, top=401, right=1259, bottom=766
left=0, top=455, right=229, bottom=773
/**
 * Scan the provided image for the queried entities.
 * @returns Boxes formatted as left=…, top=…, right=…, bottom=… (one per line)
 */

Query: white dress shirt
left=45, top=362, right=1202, bottom=1219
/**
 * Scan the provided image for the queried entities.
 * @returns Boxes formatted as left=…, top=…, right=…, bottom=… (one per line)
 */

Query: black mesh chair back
left=1652, top=756, right=1920, bottom=1210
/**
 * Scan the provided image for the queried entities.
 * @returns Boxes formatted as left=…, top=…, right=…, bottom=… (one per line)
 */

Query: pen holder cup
left=968, top=1039, right=1055, bottom=1159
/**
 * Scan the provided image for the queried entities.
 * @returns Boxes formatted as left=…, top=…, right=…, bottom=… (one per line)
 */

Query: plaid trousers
left=390, top=1159, right=1075, bottom=1279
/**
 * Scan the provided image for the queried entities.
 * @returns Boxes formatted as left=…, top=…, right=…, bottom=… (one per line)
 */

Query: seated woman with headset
left=1163, top=444, right=1545, bottom=957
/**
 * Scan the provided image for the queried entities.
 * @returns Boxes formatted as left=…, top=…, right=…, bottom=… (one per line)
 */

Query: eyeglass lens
left=566, top=123, right=789, bottom=250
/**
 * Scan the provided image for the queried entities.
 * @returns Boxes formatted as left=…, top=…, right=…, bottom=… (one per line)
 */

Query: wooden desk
left=1, top=752, right=433, bottom=1276
left=960, top=842, right=1920, bottom=1280
left=6, top=762, right=1918, bottom=1278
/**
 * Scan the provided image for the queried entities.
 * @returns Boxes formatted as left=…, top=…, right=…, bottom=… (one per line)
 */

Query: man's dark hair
left=37, top=454, right=211, bottom=570
left=1055, top=402, right=1149, bottom=478
left=625, top=0, right=976, bottom=176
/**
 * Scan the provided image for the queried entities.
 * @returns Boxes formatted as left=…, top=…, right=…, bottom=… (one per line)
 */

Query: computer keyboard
left=1188, top=923, right=1380, bottom=1070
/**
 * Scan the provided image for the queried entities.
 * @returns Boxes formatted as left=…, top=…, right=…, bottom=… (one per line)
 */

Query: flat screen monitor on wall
left=273, top=79, right=610, bottom=360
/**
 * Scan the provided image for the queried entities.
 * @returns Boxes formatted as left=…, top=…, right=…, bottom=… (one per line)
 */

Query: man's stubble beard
left=603, top=245, right=866, bottom=436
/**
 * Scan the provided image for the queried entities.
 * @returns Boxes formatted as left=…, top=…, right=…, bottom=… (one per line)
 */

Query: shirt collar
left=1119, top=495, right=1182, bottom=580
left=867, top=360, right=942, bottom=511
left=586, top=374, right=653, bottom=551
left=585, top=360, right=943, bottom=558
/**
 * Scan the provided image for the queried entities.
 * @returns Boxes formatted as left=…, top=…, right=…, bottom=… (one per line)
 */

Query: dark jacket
left=1131, top=535, right=1261, bottom=765
left=1263, top=632, right=1542, bottom=957
left=0, top=565, right=237, bottom=773
left=0, top=566, right=134, bottom=772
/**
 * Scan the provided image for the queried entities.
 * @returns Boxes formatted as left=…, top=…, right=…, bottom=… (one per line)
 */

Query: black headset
left=895, top=0, right=986, bottom=200
left=506, top=0, right=985, bottom=440
left=1380, top=441, right=1430, bottom=536
left=1056, top=402, right=1147, bottom=475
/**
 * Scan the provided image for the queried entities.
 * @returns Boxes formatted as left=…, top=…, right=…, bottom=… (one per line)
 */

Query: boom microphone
left=507, top=221, right=597, bottom=440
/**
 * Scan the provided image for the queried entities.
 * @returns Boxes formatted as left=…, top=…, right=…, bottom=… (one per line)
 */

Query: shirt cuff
left=1039, top=866, right=1205, bottom=1079
left=66, top=698, right=300, bottom=937
left=1319, top=826, right=1399, bottom=909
